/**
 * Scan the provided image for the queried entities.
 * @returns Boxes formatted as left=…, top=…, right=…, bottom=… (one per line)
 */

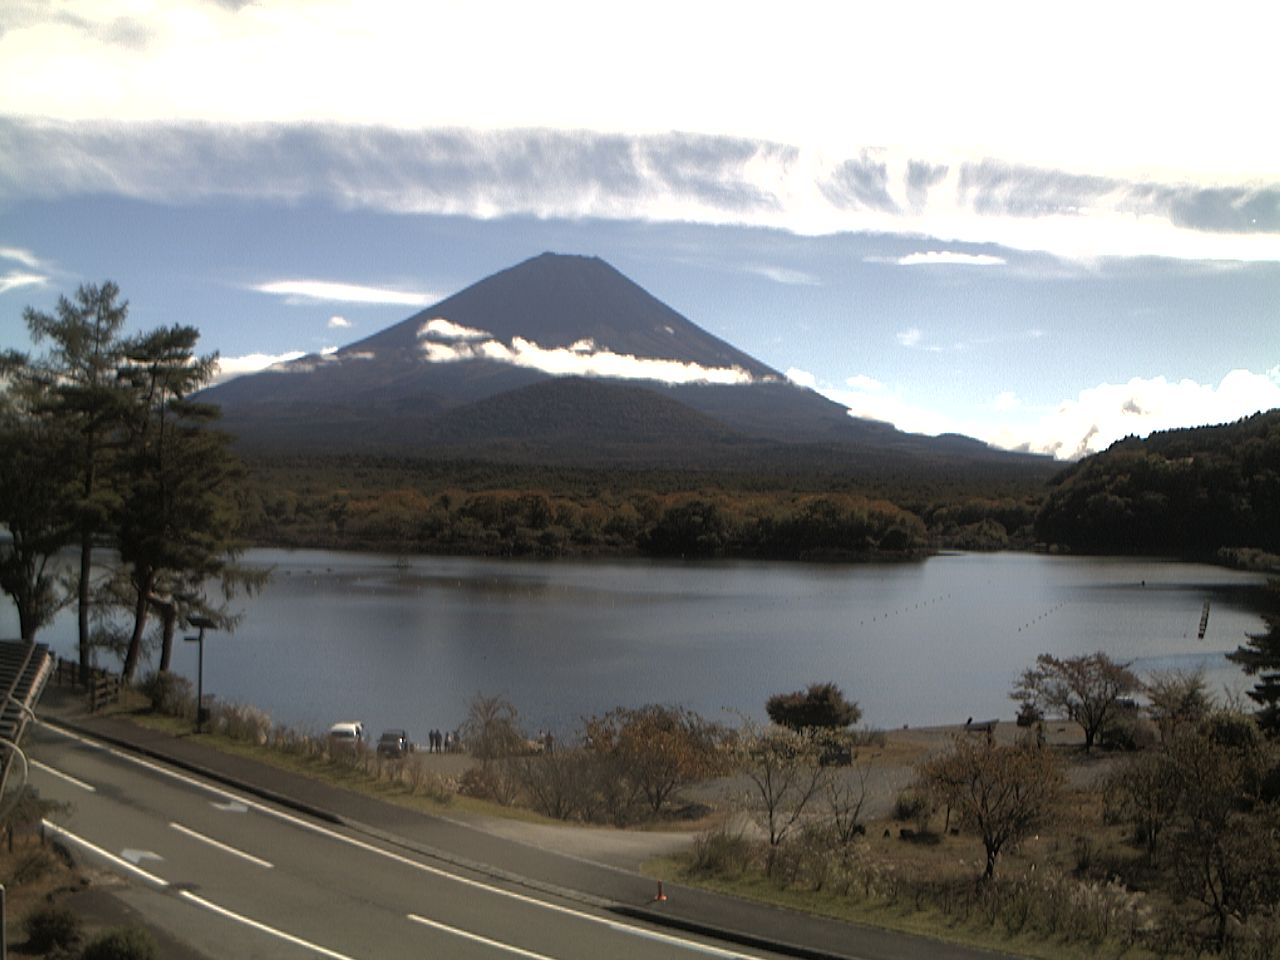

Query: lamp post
left=184, top=615, right=217, bottom=733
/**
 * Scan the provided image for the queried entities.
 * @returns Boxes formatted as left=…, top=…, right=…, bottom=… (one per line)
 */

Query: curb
left=613, top=902, right=860, bottom=960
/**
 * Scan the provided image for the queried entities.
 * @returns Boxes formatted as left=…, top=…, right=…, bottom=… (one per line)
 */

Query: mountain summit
left=203, top=253, right=1029, bottom=468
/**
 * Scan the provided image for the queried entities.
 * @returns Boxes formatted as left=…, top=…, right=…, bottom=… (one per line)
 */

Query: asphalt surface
left=32, top=686, right=1021, bottom=960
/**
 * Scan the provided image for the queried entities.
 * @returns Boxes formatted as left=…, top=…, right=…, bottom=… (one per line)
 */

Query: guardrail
left=52, top=658, right=121, bottom=713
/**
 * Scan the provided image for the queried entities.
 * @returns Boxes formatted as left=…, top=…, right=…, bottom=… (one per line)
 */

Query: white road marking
left=38, top=720, right=773, bottom=959
left=178, top=890, right=361, bottom=960
left=41, top=819, right=359, bottom=960
left=31, top=758, right=95, bottom=792
left=408, top=913, right=558, bottom=960
left=41, top=820, right=168, bottom=888
left=212, top=799, right=249, bottom=813
left=170, top=821, right=274, bottom=869
left=121, top=848, right=164, bottom=866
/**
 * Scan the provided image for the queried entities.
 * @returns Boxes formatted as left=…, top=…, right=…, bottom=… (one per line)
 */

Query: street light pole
left=184, top=615, right=217, bottom=734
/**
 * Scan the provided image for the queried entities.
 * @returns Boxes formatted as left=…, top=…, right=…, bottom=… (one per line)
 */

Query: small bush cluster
left=209, top=701, right=272, bottom=744
left=688, top=824, right=757, bottom=877
left=24, top=904, right=82, bottom=953
left=80, top=927, right=158, bottom=960
left=138, top=671, right=194, bottom=718
left=686, top=823, right=1160, bottom=951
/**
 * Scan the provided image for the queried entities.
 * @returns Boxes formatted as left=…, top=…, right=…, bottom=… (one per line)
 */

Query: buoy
left=654, top=880, right=668, bottom=902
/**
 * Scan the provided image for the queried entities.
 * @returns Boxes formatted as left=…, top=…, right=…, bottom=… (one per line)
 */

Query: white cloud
left=419, top=318, right=491, bottom=341
left=993, top=391, right=1021, bottom=411
left=327, top=315, right=351, bottom=329
left=817, top=381, right=958, bottom=436
left=786, top=367, right=818, bottom=389
left=0, top=247, right=45, bottom=270
left=0, top=271, right=47, bottom=294
left=987, top=370, right=1280, bottom=460
left=421, top=334, right=756, bottom=386
left=893, top=251, right=1007, bottom=267
left=807, top=368, right=1280, bottom=461
left=1, top=0, right=1273, bottom=187
left=846, top=374, right=886, bottom=393
left=4, top=121, right=1278, bottom=265
left=212, top=350, right=305, bottom=382
left=748, top=265, right=821, bottom=286
left=896, top=328, right=922, bottom=348
left=254, top=280, right=434, bottom=306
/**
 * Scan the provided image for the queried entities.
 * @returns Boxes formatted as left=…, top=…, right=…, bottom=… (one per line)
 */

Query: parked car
left=327, top=721, right=364, bottom=754
left=376, top=729, right=411, bottom=758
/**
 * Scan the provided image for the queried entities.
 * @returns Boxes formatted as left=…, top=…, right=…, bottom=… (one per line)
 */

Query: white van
left=327, top=721, right=364, bottom=754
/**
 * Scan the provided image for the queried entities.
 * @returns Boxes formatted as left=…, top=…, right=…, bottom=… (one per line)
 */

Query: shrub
left=211, top=702, right=272, bottom=745
left=1100, top=713, right=1159, bottom=751
left=457, top=763, right=519, bottom=805
left=80, top=927, right=158, bottom=960
left=892, top=788, right=930, bottom=824
left=5, top=848, right=57, bottom=885
left=688, top=825, right=757, bottom=877
left=852, top=727, right=886, bottom=749
left=404, top=757, right=453, bottom=804
left=24, top=904, right=81, bottom=952
left=137, top=671, right=194, bottom=717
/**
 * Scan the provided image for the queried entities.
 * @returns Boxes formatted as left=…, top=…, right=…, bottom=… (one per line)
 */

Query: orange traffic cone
left=653, top=880, right=668, bottom=902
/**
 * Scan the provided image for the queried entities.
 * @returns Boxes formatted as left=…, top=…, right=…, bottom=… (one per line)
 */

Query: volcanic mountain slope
left=204, top=252, right=1036, bottom=467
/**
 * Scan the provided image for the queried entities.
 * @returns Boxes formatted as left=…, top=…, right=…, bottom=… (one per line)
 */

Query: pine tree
left=115, top=325, right=245, bottom=680
left=1227, top=580, right=1280, bottom=734
left=24, top=284, right=132, bottom=677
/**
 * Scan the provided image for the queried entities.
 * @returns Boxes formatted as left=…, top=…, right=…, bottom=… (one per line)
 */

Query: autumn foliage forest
left=236, top=408, right=1280, bottom=564
left=238, top=455, right=1048, bottom=560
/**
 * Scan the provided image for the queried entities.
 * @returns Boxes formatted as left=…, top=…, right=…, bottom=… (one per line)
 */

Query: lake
left=3, top=550, right=1268, bottom=742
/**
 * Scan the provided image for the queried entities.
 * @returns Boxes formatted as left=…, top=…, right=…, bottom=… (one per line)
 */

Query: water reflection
left=4, top=550, right=1266, bottom=743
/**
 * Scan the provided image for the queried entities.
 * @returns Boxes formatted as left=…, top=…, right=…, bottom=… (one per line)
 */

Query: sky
left=1, top=0, right=1277, bottom=459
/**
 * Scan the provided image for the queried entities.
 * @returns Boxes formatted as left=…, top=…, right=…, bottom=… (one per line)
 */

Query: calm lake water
left=4, top=550, right=1268, bottom=741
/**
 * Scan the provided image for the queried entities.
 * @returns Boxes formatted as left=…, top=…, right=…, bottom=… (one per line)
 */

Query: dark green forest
left=1036, top=410, right=1280, bottom=558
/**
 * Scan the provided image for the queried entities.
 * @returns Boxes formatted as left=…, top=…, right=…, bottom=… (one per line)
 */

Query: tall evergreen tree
left=114, top=325, right=243, bottom=680
left=24, top=284, right=131, bottom=678
left=1227, top=580, right=1280, bottom=734
left=0, top=353, right=77, bottom=639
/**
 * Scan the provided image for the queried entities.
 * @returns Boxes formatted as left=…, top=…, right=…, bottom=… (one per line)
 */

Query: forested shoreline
left=236, top=455, right=1047, bottom=560
left=234, top=409, right=1280, bottom=564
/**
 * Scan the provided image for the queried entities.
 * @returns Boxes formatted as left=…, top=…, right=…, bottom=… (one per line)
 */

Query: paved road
left=29, top=721, right=793, bottom=960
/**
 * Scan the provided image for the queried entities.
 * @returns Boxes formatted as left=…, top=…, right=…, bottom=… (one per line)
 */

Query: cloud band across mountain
left=419, top=319, right=757, bottom=386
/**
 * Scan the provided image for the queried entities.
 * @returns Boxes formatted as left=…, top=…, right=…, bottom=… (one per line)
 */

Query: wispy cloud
left=896, top=328, right=923, bottom=348
left=253, top=279, right=435, bottom=306
left=0, top=271, right=46, bottom=295
left=418, top=318, right=756, bottom=386
left=747, top=265, right=821, bottom=286
left=3, top=121, right=1277, bottom=264
left=327, top=315, right=351, bottom=329
left=892, top=251, right=1007, bottom=267
left=0, top=246, right=46, bottom=270
left=0, top=246, right=50, bottom=294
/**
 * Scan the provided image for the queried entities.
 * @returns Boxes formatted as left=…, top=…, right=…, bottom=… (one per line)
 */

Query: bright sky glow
left=1, top=0, right=1276, bottom=458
